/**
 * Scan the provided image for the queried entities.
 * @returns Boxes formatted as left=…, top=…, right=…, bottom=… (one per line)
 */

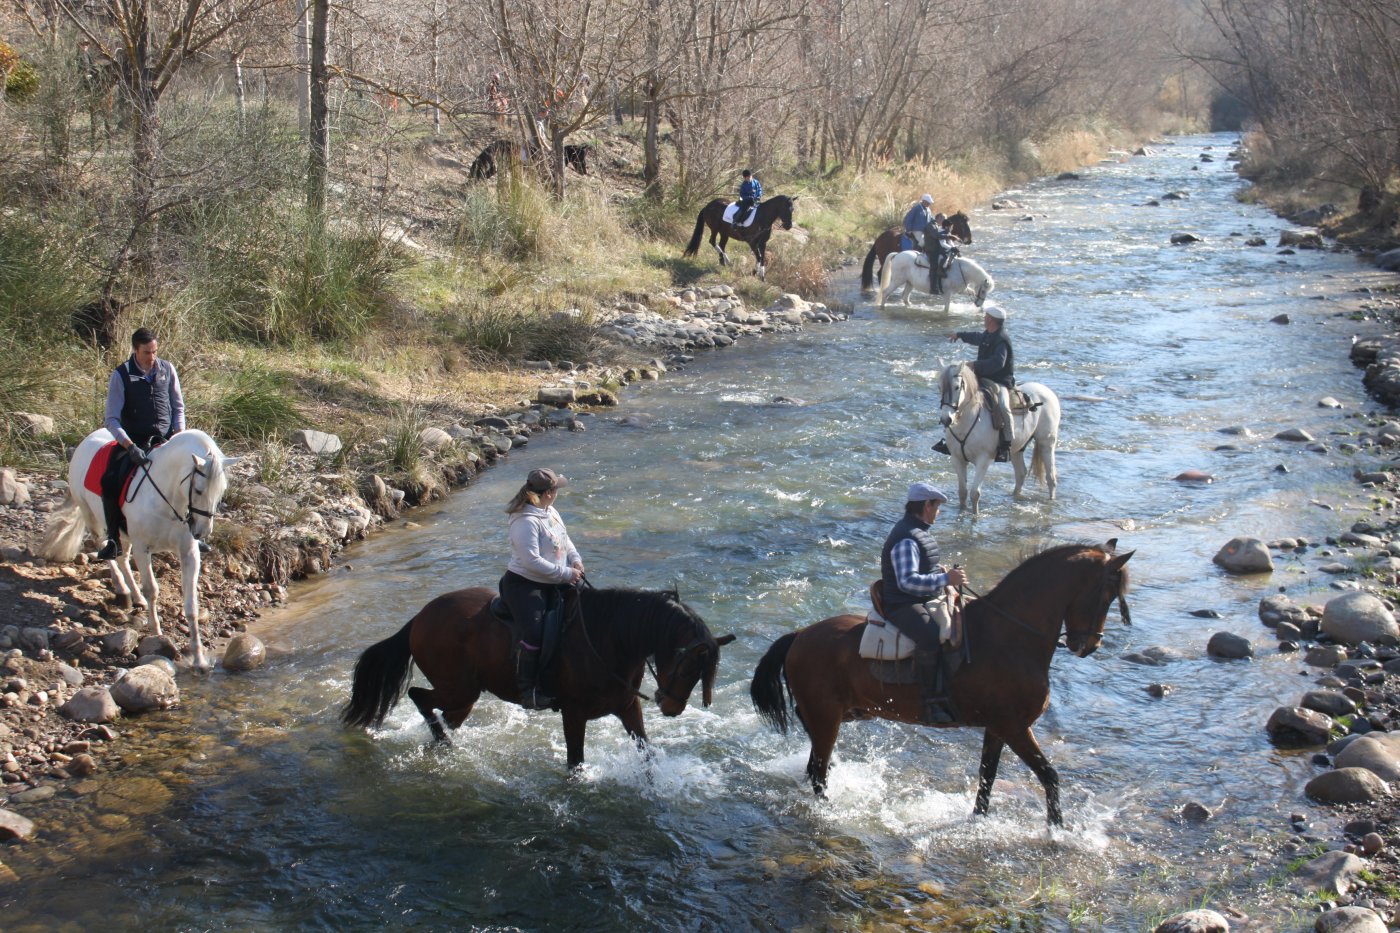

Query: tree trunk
left=430, top=1, right=441, bottom=136
left=295, top=0, right=310, bottom=134
left=307, top=0, right=330, bottom=219
left=642, top=0, right=662, bottom=200
left=233, top=51, right=246, bottom=129
left=551, top=125, right=566, bottom=200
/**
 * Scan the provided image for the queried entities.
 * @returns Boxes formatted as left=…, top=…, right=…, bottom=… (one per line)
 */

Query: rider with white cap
left=879, top=481, right=968, bottom=723
left=901, top=193, right=935, bottom=251
left=936, top=303, right=1016, bottom=462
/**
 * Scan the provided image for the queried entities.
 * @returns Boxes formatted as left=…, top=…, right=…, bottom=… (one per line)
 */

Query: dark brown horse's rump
left=343, top=585, right=735, bottom=771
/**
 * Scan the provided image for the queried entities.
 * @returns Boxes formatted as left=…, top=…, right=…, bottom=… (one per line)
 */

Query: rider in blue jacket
left=736, top=169, right=762, bottom=225
left=902, top=194, right=934, bottom=250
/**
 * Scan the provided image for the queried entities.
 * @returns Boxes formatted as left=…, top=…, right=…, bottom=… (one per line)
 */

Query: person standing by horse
left=902, top=194, right=934, bottom=252
left=501, top=468, right=585, bottom=710
left=736, top=169, right=763, bottom=226
left=879, top=482, right=968, bottom=723
left=97, top=327, right=186, bottom=561
left=936, top=304, right=1015, bottom=462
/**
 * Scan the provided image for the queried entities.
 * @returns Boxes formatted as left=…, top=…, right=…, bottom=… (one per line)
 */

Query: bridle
left=939, top=365, right=982, bottom=459
left=127, top=454, right=218, bottom=539
left=960, top=551, right=1132, bottom=649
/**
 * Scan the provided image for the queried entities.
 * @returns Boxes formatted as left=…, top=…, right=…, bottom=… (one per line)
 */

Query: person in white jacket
left=500, top=468, right=585, bottom=709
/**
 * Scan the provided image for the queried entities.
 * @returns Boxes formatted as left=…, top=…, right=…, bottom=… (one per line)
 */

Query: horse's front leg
left=974, top=729, right=1006, bottom=816
left=968, top=458, right=992, bottom=515
left=1002, top=726, right=1062, bottom=827
left=953, top=456, right=970, bottom=511
left=614, top=698, right=654, bottom=764
left=179, top=537, right=211, bottom=671
left=563, top=709, right=589, bottom=772
left=752, top=238, right=767, bottom=281
left=133, top=548, right=161, bottom=637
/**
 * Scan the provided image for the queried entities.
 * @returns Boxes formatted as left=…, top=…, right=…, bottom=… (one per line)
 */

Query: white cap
left=907, top=482, right=949, bottom=503
left=983, top=304, right=1006, bottom=320
left=920, top=193, right=934, bottom=205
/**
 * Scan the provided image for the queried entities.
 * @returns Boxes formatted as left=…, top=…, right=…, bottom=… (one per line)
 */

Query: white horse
left=878, top=251, right=995, bottom=313
left=41, top=429, right=237, bottom=670
left=936, top=362, right=1059, bottom=514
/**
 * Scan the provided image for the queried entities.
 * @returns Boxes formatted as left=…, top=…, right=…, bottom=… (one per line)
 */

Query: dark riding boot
left=995, top=434, right=1012, bottom=463
left=916, top=648, right=955, bottom=724
left=516, top=647, right=555, bottom=711
left=97, top=493, right=122, bottom=560
left=931, top=438, right=951, bottom=456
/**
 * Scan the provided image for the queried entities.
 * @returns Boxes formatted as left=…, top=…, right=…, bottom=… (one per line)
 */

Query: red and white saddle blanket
left=83, top=441, right=138, bottom=501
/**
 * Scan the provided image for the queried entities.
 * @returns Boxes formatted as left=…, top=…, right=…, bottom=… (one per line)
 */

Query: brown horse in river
left=750, top=542, right=1133, bottom=826
left=860, top=211, right=973, bottom=290
left=343, top=586, right=735, bottom=769
left=683, top=194, right=796, bottom=281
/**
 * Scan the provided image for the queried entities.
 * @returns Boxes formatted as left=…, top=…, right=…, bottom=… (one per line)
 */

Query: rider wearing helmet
left=97, top=327, right=186, bottom=561
left=923, top=211, right=955, bottom=295
left=736, top=169, right=763, bottom=225
left=902, top=193, right=934, bottom=251
left=935, top=304, right=1015, bottom=463
left=879, top=481, right=968, bottom=723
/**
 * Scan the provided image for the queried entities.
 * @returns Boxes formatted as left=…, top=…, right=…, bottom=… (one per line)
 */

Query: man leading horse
left=937, top=304, right=1014, bottom=463
left=98, top=327, right=187, bottom=560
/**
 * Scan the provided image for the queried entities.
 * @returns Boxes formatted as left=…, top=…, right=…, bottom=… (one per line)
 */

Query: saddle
left=861, top=582, right=969, bottom=727
left=911, top=247, right=958, bottom=271
left=722, top=203, right=757, bottom=228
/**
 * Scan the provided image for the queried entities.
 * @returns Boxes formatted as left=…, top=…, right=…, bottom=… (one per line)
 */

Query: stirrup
left=922, top=697, right=956, bottom=724
left=995, top=443, right=1011, bottom=463
left=97, top=539, right=119, bottom=561
left=931, top=438, right=951, bottom=456
left=518, top=686, right=556, bottom=711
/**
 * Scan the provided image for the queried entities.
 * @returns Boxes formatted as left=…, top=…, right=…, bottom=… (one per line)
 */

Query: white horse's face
left=939, top=366, right=968, bottom=427
left=188, top=454, right=230, bottom=542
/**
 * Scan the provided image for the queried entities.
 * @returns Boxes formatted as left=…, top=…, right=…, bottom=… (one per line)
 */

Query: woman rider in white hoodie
left=501, top=468, right=585, bottom=709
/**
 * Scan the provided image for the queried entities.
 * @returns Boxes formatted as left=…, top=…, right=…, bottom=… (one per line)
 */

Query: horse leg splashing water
left=936, top=362, right=1060, bottom=513
left=750, top=541, right=1133, bottom=827
left=41, top=429, right=237, bottom=671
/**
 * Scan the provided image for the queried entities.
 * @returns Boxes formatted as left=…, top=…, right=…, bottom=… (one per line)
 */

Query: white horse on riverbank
left=936, top=362, right=1059, bottom=514
left=878, top=251, right=995, bottom=313
left=40, top=429, right=236, bottom=670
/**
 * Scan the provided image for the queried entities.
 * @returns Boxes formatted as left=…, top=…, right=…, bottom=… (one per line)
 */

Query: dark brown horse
left=860, top=211, right=973, bottom=290
left=343, top=586, right=735, bottom=769
left=683, top=195, right=797, bottom=281
left=468, top=139, right=591, bottom=181
left=750, top=542, right=1133, bottom=826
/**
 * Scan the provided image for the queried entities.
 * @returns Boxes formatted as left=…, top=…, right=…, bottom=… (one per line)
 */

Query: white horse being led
left=936, top=362, right=1059, bottom=514
left=41, top=429, right=237, bottom=670
left=878, top=251, right=995, bottom=313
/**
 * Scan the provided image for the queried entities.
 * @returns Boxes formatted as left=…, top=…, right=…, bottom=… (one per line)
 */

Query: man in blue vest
left=736, top=169, right=762, bottom=225
left=96, top=327, right=187, bottom=560
left=879, top=482, right=967, bottom=723
left=934, top=304, right=1015, bottom=462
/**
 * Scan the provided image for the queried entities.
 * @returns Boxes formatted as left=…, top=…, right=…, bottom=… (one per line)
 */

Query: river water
left=8, top=134, right=1400, bottom=931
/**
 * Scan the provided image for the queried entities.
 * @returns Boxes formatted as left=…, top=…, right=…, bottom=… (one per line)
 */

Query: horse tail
left=750, top=631, right=798, bottom=735
left=342, top=620, right=415, bottom=729
left=1031, top=436, right=1047, bottom=485
left=860, top=243, right=879, bottom=290
left=683, top=209, right=706, bottom=258
left=878, top=246, right=896, bottom=299
left=39, top=491, right=88, bottom=563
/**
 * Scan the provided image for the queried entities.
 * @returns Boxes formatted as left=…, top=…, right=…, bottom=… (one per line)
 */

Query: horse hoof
left=111, top=593, right=134, bottom=611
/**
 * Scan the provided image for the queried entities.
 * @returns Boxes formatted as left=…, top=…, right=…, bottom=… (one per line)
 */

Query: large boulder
left=1153, top=910, right=1230, bottom=933
left=1376, top=248, right=1400, bottom=272
left=1213, top=537, right=1273, bottom=574
left=1305, top=768, right=1389, bottom=804
left=1266, top=706, right=1334, bottom=747
left=1316, top=906, right=1388, bottom=933
left=290, top=429, right=342, bottom=455
left=1334, top=734, right=1400, bottom=781
left=1279, top=229, right=1324, bottom=249
left=10, top=412, right=54, bottom=436
left=1321, top=592, right=1398, bottom=645
left=109, top=665, right=179, bottom=713
left=222, top=633, right=266, bottom=672
left=1301, top=690, right=1357, bottom=719
left=0, top=809, right=36, bottom=842
left=59, top=686, right=119, bottom=723
left=1295, top=850, right=1367, bottom=896
left=1206, top=632, right=1253, bottom=659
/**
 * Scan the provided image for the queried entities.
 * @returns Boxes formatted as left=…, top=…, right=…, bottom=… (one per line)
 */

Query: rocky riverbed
left=0, top=285, right=842, bottom=864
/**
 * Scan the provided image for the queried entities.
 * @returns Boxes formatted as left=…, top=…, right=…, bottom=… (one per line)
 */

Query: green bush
left=453, top=175, right=551, bottom=261
left=200, top=366, right=301, bottom=440
left=449, top=300, right=603, bottom=363
left=0, top=214, right=92, bottom=344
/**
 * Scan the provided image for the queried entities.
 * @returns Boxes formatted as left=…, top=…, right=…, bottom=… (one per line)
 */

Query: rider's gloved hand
left=127, top=446, right=149, bottom=468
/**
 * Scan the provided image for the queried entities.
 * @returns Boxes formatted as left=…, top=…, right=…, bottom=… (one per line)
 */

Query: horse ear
left=1108, top=550, right=1135, bottom=570
left=716, top=633, right=736, bottom=646
left=222, top=456, right=242, bottom=469
left=1104, top=537, right=1118, bottom=553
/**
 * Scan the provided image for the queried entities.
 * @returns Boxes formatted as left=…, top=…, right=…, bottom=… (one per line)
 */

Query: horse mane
left=983, top=543, right=1108, bottom=601
left=577, top=586, right=709, bottom=654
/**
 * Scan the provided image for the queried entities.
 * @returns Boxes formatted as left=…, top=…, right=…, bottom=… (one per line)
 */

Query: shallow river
left=8, top=134, right=1400, bottom=931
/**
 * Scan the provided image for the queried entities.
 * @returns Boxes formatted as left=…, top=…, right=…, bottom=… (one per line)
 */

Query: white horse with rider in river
left=879, top=250, right=994, bottom=313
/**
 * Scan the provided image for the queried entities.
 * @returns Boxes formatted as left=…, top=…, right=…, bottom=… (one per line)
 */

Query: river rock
left=54, top=662, right=84, bottom=687
left=0, top=809, right=35, bottom=842
left=1207, top=632, right=1253, bottom=659
left=1153, top=909, right=1230, bottom=933
left=222, top=633, right=266, bottom=672
left=136, top=655, right=178, bottom=678
left=1306, top=768, right=1388, bottom=804
left=1334, top=734, right=1400, bottom=781
left=1245, top=237, right=1266, bottom=246
left=536, top=386, right=577, bottom=406
left=1213, top=537, right=1273, bottom=574
left=1279, top=230, right=1324, bottom=249
left=137, top=634, right=177, bottom=659
left=1267, top=706, right=1334, bottom=747
left=417, top=427, right=453, bottom=449
left=110, top=665, right=179, bottom=713
left=1315, top=906, right=1387, bottom=933
left=1321, top=592, right=1398, bottom=645
left=1260, top=594, right=1309, bottom=627
left=1170, top=233, right=1203, bottom=245
left=1297, top=850, right=1368, bottom=896
left=1302, top=690, right=1358, bottom=719
left=1376, top=248, right=1400, bottom=272
left=1175, top=470, right=1214, bottom=483
left=1307, top=645, right=1349, bottom=667
left=290, top=429, right=342, bottom=455
left=59, top=686, right=119, bottom=723
left=100, top=628, right=140, bottom=656
left=1275, top=427, right=1314, bottom=442
left=11, top=412, right=54, bottom=436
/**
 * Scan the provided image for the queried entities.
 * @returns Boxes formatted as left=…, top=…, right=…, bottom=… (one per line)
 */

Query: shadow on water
left=6, top=134, right=1398, bottom=930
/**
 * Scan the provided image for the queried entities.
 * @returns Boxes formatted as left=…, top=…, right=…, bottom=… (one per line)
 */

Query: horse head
left=938, top=363, right=977, bottom=428
left=156, top=431, right=237, bottom=543
left=651, top=594, right=736, bottom=716
left=1063, top=546, right=1135, bottom=657
left=768, top=195, right=795, bottom=231
left=947, top=211, right=972, bottom=246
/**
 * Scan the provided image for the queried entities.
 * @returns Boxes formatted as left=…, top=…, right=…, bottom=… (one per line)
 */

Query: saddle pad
left=859, top=613, right=917, bottom=661
left=84, top=441, right=121, bottom=496
left=722, top=203, right=755, bottom=227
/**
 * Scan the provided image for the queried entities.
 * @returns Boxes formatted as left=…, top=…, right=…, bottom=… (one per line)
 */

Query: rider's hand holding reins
left=127, top=446, right=149, bottom=468
left=946, top=566, right=967, bottom=588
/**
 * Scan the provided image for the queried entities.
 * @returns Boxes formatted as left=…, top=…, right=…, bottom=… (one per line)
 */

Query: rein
left=959, top=582, right=1059, bottom=644
left=126, top=455, right=213, bottom=537
left=572, top=577, right=653, bottom=701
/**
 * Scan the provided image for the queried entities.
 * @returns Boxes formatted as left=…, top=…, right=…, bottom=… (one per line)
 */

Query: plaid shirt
left=891, top=537, right=949, bottom=598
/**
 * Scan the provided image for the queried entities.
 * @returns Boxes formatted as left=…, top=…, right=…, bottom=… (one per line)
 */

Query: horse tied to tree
left=860, top=212, right=973, bottom=290
left=683, top=194, right=797, bottom=281
left=40, top=429, right=238, bottom=671
left=936, top=361, right=1061, bottom=514
left=342, top=585, right=735, bottom=770
left=750, top=541, right=1133, bottom=826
